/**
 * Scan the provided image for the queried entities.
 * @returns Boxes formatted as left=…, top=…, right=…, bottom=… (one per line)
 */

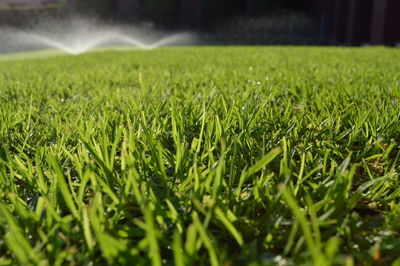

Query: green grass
left=0, top=46, right=399, bottom=265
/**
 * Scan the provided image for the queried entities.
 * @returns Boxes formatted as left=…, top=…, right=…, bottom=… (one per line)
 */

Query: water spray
left=0, top=18, right=197, bottom=55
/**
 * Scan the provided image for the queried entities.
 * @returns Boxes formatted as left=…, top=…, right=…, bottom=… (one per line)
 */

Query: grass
left=0, top=49, right=64, bottom=62
left=0, top=46, right=399, bottom=265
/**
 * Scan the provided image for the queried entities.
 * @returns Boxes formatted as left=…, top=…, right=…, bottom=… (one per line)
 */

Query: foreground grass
left=0, top=47, right=399, bottom=265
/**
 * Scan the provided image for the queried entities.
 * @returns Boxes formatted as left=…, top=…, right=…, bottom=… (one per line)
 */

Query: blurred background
left=0, top=0, right=399, bottom=46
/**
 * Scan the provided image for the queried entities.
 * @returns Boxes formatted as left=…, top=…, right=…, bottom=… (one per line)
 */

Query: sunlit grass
left=0, top=46, right=399, bottom=265
left=0, top=46, right=141, bottom=62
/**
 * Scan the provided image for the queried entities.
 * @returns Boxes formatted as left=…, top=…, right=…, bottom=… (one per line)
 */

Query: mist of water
left=0, top=18, right=197, bottom=55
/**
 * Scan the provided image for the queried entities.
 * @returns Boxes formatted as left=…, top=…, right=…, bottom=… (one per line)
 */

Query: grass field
left=0, top=47, right=399, bottom=265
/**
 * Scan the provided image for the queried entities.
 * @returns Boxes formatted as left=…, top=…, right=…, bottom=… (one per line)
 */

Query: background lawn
left=0, top=47, right=399, bottom=265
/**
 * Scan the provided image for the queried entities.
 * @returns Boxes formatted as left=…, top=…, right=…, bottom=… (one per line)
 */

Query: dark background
left=1, top=0, right=399, bottom=46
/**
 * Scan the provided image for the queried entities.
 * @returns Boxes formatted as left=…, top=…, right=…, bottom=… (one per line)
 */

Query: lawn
left=0, top=47, right=399, bottom=265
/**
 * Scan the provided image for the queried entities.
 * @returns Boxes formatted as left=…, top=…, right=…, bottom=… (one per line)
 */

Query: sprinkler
left=0, top=18, right=197, bottom=55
